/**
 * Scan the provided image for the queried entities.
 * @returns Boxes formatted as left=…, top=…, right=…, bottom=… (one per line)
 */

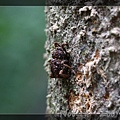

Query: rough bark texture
left=44, top=6, right=120, bottom=117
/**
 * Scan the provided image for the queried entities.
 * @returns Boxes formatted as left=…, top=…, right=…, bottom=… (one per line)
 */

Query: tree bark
left=44, top=6, right=120, bottom=118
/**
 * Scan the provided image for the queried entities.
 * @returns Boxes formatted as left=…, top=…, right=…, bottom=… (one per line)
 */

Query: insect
left=50, top=42, right=71, bottom=79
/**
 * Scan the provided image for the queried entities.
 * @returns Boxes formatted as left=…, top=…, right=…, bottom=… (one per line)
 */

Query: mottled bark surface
left=44, top=6, right=120, bottom=116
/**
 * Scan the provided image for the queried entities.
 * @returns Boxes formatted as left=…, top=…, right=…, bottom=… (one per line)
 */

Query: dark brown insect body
left=50, top=42, right=71, bottom=79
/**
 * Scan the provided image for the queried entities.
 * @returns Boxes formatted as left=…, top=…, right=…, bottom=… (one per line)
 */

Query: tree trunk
left=44, top=6, right=120, bottom=118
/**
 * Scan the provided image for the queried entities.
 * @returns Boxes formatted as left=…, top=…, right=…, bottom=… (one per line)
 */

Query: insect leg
left=59, top=70, right=69, bottom=78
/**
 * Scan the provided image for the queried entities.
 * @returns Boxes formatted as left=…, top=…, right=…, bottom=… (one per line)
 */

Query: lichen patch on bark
left=44, top=6, right=120, bottom=114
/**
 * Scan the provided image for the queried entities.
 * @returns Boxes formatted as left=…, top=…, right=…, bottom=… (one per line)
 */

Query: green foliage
left=0, top=6, right=47, bottom=113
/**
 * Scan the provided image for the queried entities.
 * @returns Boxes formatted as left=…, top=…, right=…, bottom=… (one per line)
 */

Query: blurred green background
left=0, top=6, right=47, bottom=113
